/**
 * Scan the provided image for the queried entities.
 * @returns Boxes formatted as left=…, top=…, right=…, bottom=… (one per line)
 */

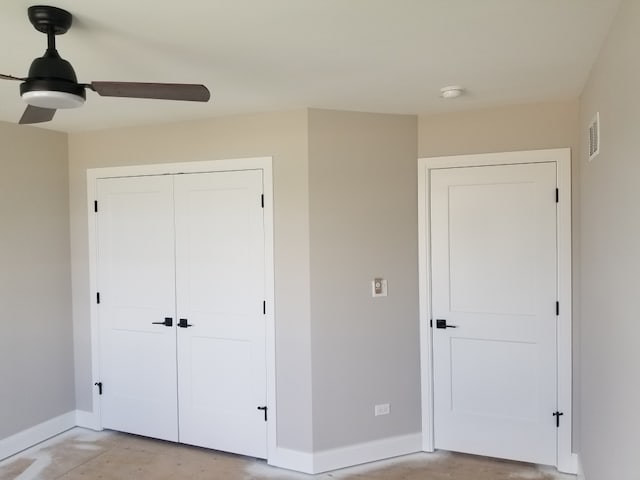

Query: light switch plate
left=372, top=278, right=388, bottom=297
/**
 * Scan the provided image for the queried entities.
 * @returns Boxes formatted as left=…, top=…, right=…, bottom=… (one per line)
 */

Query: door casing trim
left=86, top=157, right=276, bottom=461
left=417, top=148, right=576, bottom=474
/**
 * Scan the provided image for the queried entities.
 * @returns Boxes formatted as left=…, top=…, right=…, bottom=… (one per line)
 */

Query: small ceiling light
left=440, top=86, right=464, bottom=99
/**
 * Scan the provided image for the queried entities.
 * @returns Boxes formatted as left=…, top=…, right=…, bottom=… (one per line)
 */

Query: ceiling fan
left=1, top=5, right=211, bottom=125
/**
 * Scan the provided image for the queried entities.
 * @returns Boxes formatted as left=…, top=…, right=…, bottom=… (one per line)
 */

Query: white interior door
left=430, top=162, right=558, bottom=465
left=175, top=170, right=267, bottom=458
left=97, top=175, right=178, bottom=442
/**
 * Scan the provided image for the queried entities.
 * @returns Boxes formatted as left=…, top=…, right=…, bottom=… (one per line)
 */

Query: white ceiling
left=0, top=0, right=622, bottom=133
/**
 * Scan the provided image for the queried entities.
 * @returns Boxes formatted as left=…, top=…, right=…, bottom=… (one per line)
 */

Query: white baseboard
left=268, top=446, right=314, bottom=473
left=270, top=433, right=422, bottom=474
left=312, top=432, right=421, bottom=474
left=75, top=410, right=101, bottom=431
left=557, top=452, right=578, bottom=475
left=0, top=411, right=76, bottom=462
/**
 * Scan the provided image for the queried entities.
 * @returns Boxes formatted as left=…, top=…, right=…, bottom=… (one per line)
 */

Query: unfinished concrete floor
left=0, top=428, right=575, bottom=480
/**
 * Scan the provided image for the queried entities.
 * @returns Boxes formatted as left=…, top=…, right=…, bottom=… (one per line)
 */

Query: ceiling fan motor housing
left=20, top=56, right=86, bottom=109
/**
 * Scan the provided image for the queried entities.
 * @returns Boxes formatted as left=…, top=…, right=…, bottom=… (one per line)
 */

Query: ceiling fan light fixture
left=20, top=77, right=86, bottom=109
left=22, top=90, right=85, bottom=109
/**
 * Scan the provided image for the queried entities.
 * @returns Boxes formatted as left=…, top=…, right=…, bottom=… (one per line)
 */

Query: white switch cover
left=375, top=403, right=390, bottom=416
left=372, top=278, right=388, bottom=297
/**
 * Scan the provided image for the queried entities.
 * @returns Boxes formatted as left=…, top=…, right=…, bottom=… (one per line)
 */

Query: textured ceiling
left=0, top=0, right=622, bottom=132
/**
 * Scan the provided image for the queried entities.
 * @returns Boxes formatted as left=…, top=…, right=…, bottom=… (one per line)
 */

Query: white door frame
left=417, top=148, right=576, bottom=474
left=86, top=157, right=276, bottom=459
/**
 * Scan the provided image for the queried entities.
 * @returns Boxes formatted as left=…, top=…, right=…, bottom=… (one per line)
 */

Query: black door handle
left=178, top=318, right=193, bottom=328
left=436, top=319, right=458, bottom=329
left=152, top=317, right=173, bottom=327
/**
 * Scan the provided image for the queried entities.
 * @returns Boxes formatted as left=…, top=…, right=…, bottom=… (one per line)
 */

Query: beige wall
left=68, top=104, right=580, bottom=456
left=4, top=99, right=583, bottom=460
left=68, top=110, right=313, bottom=452
left=418, top=102, right=580, bottom=158
left=0, top=121, right=73, bottom=439
left=579, top=0, right=638, bottom=477
left=419, top=101, right=581, bottom=449
left=308, top=109, right=419, bottom=450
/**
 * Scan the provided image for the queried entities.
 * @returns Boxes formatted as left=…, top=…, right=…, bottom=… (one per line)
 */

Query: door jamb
left=86, top=157, right=277, bottom=460
left=417, top=148, right=576, bottom=474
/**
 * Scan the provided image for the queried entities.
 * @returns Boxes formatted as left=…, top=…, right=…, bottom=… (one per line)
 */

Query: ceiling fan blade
left=19, top=105, right=56, bottom=124
left=90, top=82, right=210, bottom=102
left=1, top=73, right=25, bottom=81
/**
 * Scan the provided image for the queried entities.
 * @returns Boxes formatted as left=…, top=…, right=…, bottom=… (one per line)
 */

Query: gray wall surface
left=579, top=0, right=638, bottom=477
left=68, top=110, right=313, bottom=452
left=0, top=121, right=74, bottom=440
left=308, top=109, right=420, bottom=450
left=4, top=99, right=590, bottom=467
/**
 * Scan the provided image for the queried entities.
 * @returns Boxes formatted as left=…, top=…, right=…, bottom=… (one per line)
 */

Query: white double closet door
left=96, top=169, right=267, bottom=458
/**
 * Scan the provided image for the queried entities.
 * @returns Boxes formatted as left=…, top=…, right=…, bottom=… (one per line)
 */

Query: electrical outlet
left=374, top=403, right=390, bottom=416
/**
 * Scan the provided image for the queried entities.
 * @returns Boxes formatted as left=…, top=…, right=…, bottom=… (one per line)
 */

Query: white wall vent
left=589, top=112, right=600, bottom=160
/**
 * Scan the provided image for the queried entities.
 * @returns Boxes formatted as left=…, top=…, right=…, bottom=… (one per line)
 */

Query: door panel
left=450, top=338, right=540, bottom=419
left=97, top=176, right=178, bottom=441
left=174, top=170, right=267, bottom=458
left=448, top=181, right=539, bottom=315
left=431, top=162, right=557, bottom=465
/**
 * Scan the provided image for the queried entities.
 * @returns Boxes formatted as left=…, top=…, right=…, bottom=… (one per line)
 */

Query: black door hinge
left=94, top=200, right=98, bottom=212
left=556, top=301, right=559, bottom=316
left=555, top=189, right=559, bottom=203
left=97, top=292, right=101, bottom=304
left=257, top=405, right=268, bottom=421
left=94, top=382, right=103, bottom=395
left=553, top=411, right=564, bottom=427
left=261, top=194, right=264, bottom=208
left=263, top=300, right=266, bottom=315
left=430, top=319, right=433, bottom=328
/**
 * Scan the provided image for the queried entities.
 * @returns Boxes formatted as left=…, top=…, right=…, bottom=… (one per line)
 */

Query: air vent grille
left=589, top=112, right=600, bottom=160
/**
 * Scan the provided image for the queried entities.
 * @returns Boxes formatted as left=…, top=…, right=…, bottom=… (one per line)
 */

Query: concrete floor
left=0, top=428, right=575, bottom=480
